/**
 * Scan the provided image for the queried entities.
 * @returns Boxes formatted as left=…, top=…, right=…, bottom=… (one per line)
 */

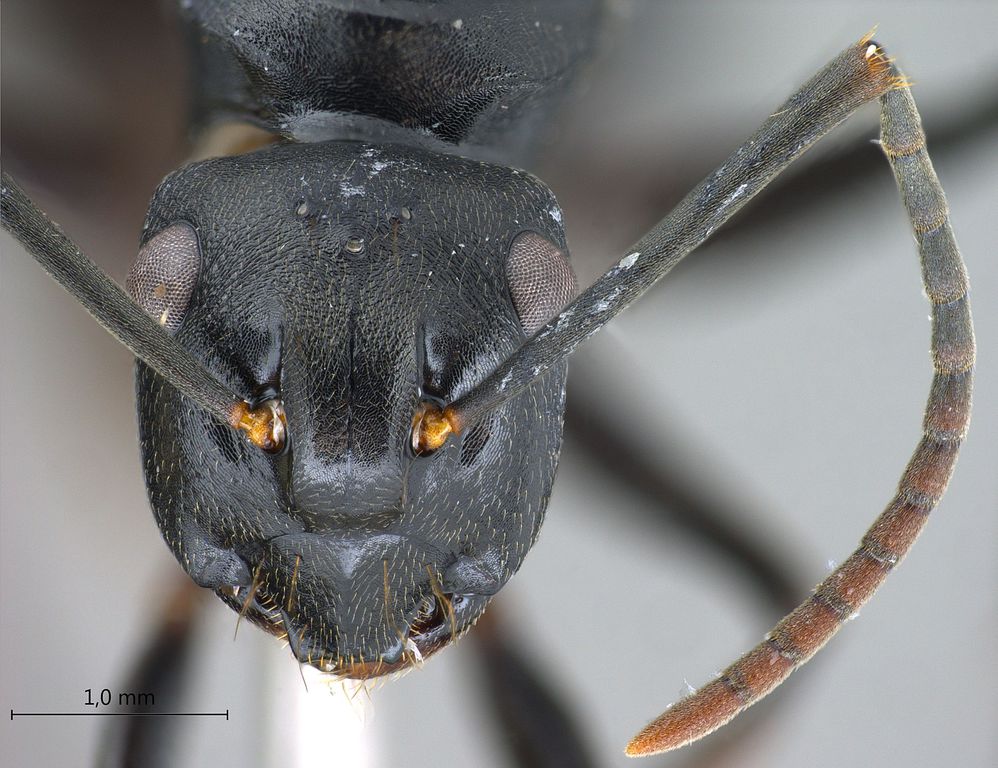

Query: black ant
left=1, top=3, right=981, bottom=764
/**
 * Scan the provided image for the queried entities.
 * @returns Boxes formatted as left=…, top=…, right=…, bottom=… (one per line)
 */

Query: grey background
left=2, top=2, right=995, bottom=767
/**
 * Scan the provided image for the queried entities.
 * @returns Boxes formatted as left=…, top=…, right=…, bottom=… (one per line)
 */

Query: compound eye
left=127, top=222, right=201, bottom=334
left=506, top=231, right=577, bottom=335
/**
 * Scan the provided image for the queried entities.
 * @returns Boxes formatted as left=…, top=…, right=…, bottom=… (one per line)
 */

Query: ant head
left=133, top=141, right=575, bottom=673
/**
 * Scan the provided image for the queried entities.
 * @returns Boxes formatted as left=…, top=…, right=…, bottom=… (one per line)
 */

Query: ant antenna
left=413, top=39, right=903, bottom=444
left=1, top=172, right=284, bottom=453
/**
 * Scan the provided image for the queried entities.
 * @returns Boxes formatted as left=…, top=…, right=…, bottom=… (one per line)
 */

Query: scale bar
left=11, top=710, right=229, bottom=720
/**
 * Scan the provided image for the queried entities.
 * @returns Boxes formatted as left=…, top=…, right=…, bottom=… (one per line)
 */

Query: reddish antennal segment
left=625, top=52, right=974, bottom=756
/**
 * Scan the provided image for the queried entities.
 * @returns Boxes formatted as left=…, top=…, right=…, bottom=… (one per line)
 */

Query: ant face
left=135, top=140, right=574, bottom=672
left=4, top=4, right=988, bottom=762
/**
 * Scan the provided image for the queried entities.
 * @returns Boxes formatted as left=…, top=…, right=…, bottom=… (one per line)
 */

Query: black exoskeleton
left=132, top=0, right=598, bottom=674
left=138, top=139, right=575, bottom=671
left=1, top=0, right=973, bottom=753
left=183, top=0, right=603, bottom=158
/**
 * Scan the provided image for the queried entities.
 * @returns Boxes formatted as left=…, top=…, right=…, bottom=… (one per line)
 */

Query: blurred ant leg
left=0, top=174, right=284, bottom=451
left=470, top=604, right=599, bottom=768
left=488, top=377, right=804, bottom=767
left=471, top=379, right=802, bottom=768
left=474, top=591, right=787, bottom=768
left=564, top=371, right=802, bottom=615
left=626, top=65, right=974, bottom=756
left=96, top=577, right=206, bottom=768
